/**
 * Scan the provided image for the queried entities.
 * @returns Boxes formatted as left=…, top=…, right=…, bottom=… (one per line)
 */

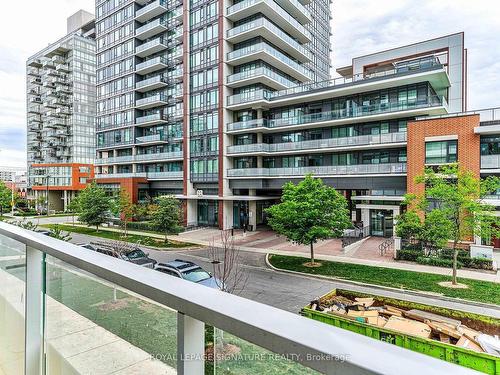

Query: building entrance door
left=370, top=210, right=393, bottom=237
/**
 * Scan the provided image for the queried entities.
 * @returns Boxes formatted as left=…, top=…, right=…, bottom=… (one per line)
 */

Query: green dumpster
left=301, top=289, right=500, bottom=374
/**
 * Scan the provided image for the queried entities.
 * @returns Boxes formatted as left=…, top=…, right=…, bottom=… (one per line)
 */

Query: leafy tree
left=49, top=224, right=72, bottom=242
left=0, top=181, right=12, bottom=216
left=409, top=164, right=500, bottom=285
left=67, top=196, right=80, bottom=226
left=265, top=175, right=351, bottom=265
left=395, top=210, right=422, bottom=243
left=77, top=182, right=113, bottom=231
left=117, top=188, right=135, bottom=237
left=150, top=196, right=182, bottom=242
left=420, top=209, right=452, bottom=251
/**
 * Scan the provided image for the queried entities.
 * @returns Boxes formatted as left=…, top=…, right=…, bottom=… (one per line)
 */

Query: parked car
left=82, top=242, right=157, bottom=269
left=77, top=243, right=99, bottom=251
left=155, top=259, right=222, bottom=289
left=35, top=229, right=51, bottom=236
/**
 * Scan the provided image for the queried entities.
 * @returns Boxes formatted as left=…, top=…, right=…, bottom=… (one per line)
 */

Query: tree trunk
left=452, top=241, right=458, bottom=285
left=310, top=242, right=315, bottom=265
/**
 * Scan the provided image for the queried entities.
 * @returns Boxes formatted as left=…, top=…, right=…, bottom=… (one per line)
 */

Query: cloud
left=332, top=0, right=500, bottom=109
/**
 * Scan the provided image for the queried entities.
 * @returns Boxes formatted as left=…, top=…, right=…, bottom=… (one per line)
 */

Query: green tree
left=0, top=181, right=12, bottom=216
left=67, top=196, right=80, bottom=226
left=265, top=175, right=351, bottom=265
left=77, top=182, right=113, bottom=231
left=49, top=224, right=72, bottom=242
left=150, top=196, right=182, bottom=242
left=117, top=188, right=135, bottom=237
left=395, top=210, right=422, bottom=243
left=409, top=164, right=500, bottom=285
left=420, top=209, right=452, bottom=251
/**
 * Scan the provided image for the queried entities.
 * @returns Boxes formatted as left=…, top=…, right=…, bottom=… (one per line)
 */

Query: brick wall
left=407, top=114, right=480, bottom=196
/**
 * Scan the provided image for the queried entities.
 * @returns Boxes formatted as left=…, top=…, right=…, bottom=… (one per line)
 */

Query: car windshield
left=182, top=267, right=211, bottom=283
left=125, top=249, right=147, bottom=260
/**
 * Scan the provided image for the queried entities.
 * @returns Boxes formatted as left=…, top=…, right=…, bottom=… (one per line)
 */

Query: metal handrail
left=379, top=237, right=395, bottom=256
left=0, top=221, right=473, bottom=375
left=341, top=225, right=370, bottom=248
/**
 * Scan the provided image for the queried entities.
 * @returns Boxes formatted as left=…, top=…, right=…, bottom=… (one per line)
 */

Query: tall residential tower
left=94, top=0, right=332, bottom=216
left=26, top=10, right=96, bottom=211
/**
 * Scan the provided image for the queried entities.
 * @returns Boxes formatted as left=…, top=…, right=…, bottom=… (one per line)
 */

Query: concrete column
left=63, top=190, right=68, bottom=211
left=361, top=208, right=370, bottom=231
left=392, top=207, right=400, bottom=236
left=248, top=189, right=257, bottom=231
left=177, top=313, right=204, bottom=375
left=186, top=199, right=197, bottom=226
left=256, top=108, right=263, bottom=119
left=222, top=200, right=234, bottom=230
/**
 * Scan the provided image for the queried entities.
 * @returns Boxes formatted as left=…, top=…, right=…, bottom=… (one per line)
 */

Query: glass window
left=425, top=140, right=458, bottom=164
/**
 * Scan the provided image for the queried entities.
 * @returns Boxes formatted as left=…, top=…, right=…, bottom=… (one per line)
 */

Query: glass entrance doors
left=370, top=210, right=393, bottom=237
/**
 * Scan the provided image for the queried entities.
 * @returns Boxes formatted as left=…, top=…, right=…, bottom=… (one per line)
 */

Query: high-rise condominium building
left=26, top=10, right=97, bottom=211
left=94, top=0, right=332, bottom=217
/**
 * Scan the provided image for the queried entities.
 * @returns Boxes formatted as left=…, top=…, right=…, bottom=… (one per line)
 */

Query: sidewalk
left=59, top=224, right=499, bottom=283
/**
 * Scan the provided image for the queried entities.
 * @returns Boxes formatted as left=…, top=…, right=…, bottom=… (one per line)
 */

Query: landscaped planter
left=302, top=289, right=500, bottom=374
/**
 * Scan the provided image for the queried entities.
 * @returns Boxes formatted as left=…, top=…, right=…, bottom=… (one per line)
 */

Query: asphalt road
left=65, top=231, right=500, bottom=318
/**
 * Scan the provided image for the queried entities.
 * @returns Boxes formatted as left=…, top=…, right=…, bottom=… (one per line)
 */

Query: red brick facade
left=407, top=114, right=481, bottom=197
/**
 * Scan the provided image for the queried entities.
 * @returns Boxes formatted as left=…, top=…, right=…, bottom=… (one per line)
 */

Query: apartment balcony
left=96, top=155, right=134, bottom=164
left=136, top=74, right=171, bottom=92
left=273, top=0, right=311, bottom=24
left=135, top=132, right=170, bottom=143
left=481, top=154, right=500, bottom=171
left=27, top=105, right=41, bottom=114
left=227, top=94, right=448, bottom=121
left=55, top=85, right=72, bottom=94
left=95, top=172, right=147, bottom=179
left=27, top=67, right=41, bottom=77
left=0, top=220, right=470, bottom=375
left=136, top=37, right=168, bottom=57
left=228, top=163, right=407, bottom=178
left=136, top=150, right=183, bottom=161
left=29, top=77, right=42, bottom=85
left=42, top=60, right=55, bottom=69
left=135, top=0, right=168, bottom=22
left=27, top=58, right=43, bottom=68
left=227, top=42, right=312, bottom=82
left=227, top=18, right=310, bottom=63
left=227, top=132, right=408, bottom=156
left=136, top=93, right=169, bottom=109
left=136, top=56, right=170, bottom=75
left=145, top=170, right=183, bottom=179
left=226, top=0, right=311, bottom=43
left=135, top=112, right=170, bottom=126
left=55, top=63, right=70, bottom=73
left=227, top=67, right=297, bottom=90
left=227, top=118, right=267, bottom=132
left=135, top=18, right=168, bottom=40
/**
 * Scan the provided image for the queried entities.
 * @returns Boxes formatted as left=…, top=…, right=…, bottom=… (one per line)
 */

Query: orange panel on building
left=94, top=177, right=147, bottom=203
left=407, top=114, right=481, bottom=196
left=30, top=163, right=94, bottom=191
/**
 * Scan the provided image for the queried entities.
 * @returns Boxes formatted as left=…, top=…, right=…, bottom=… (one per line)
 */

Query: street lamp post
left=45, top=174, right=50, bottom=217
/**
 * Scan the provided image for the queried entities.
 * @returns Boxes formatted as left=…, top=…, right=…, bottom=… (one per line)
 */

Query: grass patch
left=269, top=254, right=500, bottom=306
left=41, top=224, right=197, bottom=249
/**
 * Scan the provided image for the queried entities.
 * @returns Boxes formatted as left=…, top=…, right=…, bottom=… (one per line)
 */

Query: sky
left=0, top=0, right=499, bottom=169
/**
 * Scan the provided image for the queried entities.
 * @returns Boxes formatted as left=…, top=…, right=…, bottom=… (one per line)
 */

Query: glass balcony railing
left=227, top=66, right=297, bottom=88
left=135, top=132, right=169, bottom=142
left=227, top=132, right=408, bottom=154
left=226, top=0, right=311, bottom=41
left=227, top=162, right=407, bottom=177
left=227, top=42, right=312, bottom=79
left=135, top=0, right=167, bottom=19
left=226, top=18, right=311, bottom=60
left=96, top=151, right=183, bottom=164
left=136, top=93, right=168, bottom=107
left=136, top=112, right=169, bottom=125
left=481, top=154, right=500, bottom=169
left=95, top=172, right=147, bottom=179
left=227, top=88, right=275, bottom=106
left=275, top=56, right=446, bottom=98
left=145, top=170, right=183, bottom=179
left=136, top=18, right=167, bottom=37
left=136, top=56, right=169, bottom=72
left=136, top=74, right=170, bottom=90
left=0, top=221, right=465, bottom=375
left=227, top=95, right=447, bottom=128
left=136, top=37, right=168, bottom=55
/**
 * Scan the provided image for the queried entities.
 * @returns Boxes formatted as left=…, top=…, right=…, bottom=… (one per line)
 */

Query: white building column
left=248, top=190, right=257, bottom=231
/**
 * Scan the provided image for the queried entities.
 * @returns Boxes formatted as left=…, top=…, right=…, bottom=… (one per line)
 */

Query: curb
left=264, top=253, right=500, bottom=314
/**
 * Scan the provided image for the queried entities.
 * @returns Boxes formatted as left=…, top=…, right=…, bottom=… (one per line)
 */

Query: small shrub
left=396, top=248, right=423, bottom=262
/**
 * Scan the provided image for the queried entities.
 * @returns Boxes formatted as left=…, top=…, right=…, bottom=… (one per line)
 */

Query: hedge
left=416, top=256, right=463, bottom=269
left=398, top=244, right=493, bottom=270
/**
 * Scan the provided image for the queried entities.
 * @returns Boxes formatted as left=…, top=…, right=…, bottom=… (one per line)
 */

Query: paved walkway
left=59, top=224, right=499, bottom=283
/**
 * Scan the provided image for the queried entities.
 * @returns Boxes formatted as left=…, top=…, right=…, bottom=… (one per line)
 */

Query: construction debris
left=308, top=294, right=500, bottom=357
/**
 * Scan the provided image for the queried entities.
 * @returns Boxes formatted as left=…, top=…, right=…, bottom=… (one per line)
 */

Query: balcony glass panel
left=44, top=255, right=177, bottom=374
left=227, top=42, right=311, bottom=79
left=0, top=234, right=26, bottom=375
left=227, top=67, right=296, bottom=88
left=226, top=18, right=311, bottom=60
left=226, top=0, right=311, bottom=40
